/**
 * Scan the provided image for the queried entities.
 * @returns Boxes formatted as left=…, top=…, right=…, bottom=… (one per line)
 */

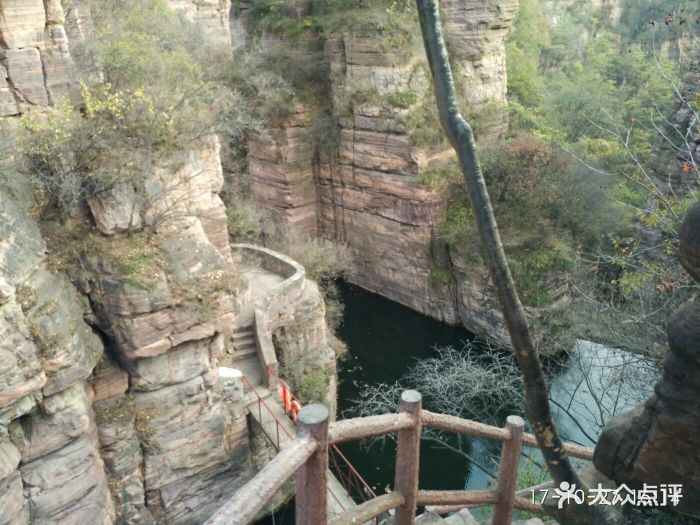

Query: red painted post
left=393, top=390, right=422, bottom=525
left=296, top=404, right=330, bottom=525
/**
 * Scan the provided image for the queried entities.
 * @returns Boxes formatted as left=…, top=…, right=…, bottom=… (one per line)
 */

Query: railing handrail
left=220, top=389, right=596, bottom=525
left=265, top=367, right=378, bottom=508
left=243, top=370, right=370, bottom=515
left=329, top=444, right=378, bottom=503
left=241, top=375, right=294, bottom=445
left=205, top=435, right=317, bottom=525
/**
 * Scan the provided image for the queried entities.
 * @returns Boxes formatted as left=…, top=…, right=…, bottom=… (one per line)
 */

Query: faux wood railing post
left=296, top=404, right=329, bottom=525
left=493, top=415, right=525, bottom=525
left=393, top=390, right=422, bottom=525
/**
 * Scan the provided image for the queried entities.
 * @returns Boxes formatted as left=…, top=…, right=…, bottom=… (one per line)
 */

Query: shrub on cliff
left=274, top=233, right=352, bottom=286
left=220, top=42, right=295, bottom=123
left=270, top=231, right=353, bottom=331
left=18, top=85, right=172, bottom=216
left=16, top=0, right=258, bottom=218
left=226, top=197, right=263, bottom=243
left=87, top=0, right=245, bottom=142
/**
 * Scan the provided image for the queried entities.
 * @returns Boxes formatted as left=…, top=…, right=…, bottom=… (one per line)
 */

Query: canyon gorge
left=0, top=0, right=698, bottom=523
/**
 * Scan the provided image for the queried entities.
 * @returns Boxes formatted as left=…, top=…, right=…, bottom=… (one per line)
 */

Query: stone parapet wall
left=232, top=243, right=306, bottom=327
left=232, top=243, right=337, bottom=415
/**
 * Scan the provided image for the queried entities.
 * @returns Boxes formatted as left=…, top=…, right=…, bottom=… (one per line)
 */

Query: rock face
left=0, top=2, right=340, bottom=522
left=165, top=0, right=232, bottom=47
left=248, top=108, right=319, bottom=236
left=319, top=34, right=453, bottom=320
left=0, top=181, right=114, bottom=524
left=0, top=0, right=78, bottom=117
left=594, top=203, right=700, bottom=515
left=247, top=2, right=572, bottom=349
left=0, top=133, right=256, bottom=524
left=82, top=135, right=254, bottom=524
left=440, top=0, right=518, bottom=139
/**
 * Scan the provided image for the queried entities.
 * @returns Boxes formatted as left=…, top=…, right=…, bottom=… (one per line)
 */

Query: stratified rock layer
left=248, top=108, right=319, bottom=236
left=0, top=0, right=343, bottom=522
left=247, top=1, right=539, bottom=348
left=0, top=179, right=114, bottom=525
left=0, top=0, right=78, bottom=116
left=83, top=135, right=254, bottom=524
left=440, top=0, right=518, bottom=139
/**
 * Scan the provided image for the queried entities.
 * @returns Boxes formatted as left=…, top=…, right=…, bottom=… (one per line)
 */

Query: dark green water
left=334, top=282, right=501, bottom=494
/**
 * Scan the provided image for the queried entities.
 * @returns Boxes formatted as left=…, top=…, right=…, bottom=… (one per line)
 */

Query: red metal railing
left=266, top=366, right=303, bottom=421
left=329, top=443, right=377, bottom=503
left=264, top=367, right=377, bottom=507
left=241, top=371, right=347, bottom=513
left=241, top=374, right=292, bottom=449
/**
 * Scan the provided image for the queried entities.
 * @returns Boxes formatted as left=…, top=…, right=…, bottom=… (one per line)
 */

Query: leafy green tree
left=506, top=0, right=548, bottom=108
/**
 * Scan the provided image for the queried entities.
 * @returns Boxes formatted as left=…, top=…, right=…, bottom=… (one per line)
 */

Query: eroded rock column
left=0, top=190, right=113, bottom=525
left=0, top=0, right=78, bottom=116
left=594, top=203, right=700, bottom=515
left=84, top=135, right=254, bottom=523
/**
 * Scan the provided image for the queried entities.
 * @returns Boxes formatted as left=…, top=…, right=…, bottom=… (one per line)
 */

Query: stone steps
left=234, top=337, right=256, bottom=348
left=231, top=326, right=258, bottom=362
left=232, top=327, right=256, bottom=353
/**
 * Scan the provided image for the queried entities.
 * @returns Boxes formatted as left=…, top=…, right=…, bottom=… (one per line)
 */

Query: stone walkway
left=232, top=260, right=357, bottom=519
left=245, top=387, right=356, bottom=518
left=238, top=266, right=285, bottom=325
left=225, top=265, right=285, bottom=385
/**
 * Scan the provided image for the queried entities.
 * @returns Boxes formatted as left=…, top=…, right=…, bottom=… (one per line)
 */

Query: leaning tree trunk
left=414, top=1, right=623, bottom=523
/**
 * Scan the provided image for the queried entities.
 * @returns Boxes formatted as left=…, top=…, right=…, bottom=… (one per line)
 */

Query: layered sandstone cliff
left=245, top=0, right=558, bottom=349
left=0, top=0, right=77, bottom=117
left=82, top=134, right=252, bottom=524
left=0, top=178, right=114, bottom=524
left=0, top=1, right=338, bottom=522
left=0, top=132, right=258, bottom=525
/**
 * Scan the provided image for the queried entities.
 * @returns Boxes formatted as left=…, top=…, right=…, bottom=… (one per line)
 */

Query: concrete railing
left=232, top=243, right=306, bottom=327
left=253, top=308, right=278, bottom=385
left=206, top=390, right=595, bottom=525
left=233, top=243, right=307, bottom=389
